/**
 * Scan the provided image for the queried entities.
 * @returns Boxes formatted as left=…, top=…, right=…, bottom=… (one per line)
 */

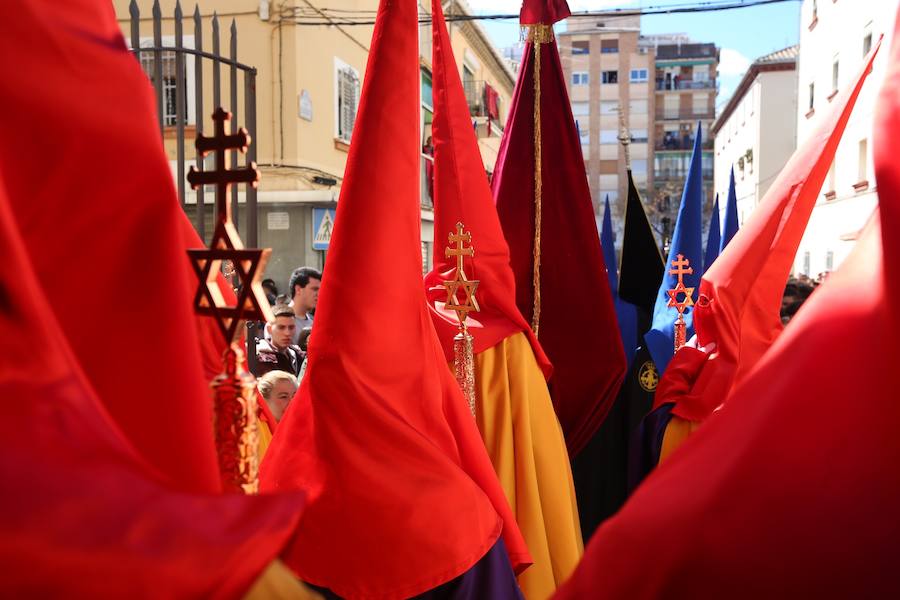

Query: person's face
left=269, top=316, right=296, bottom=349
left=294, top=277, right=321, bottom=312
left=269, top=379, right=296, bottom=421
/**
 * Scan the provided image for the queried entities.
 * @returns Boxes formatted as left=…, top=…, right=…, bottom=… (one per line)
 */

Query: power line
left=277, top=0, right=799, bottom=26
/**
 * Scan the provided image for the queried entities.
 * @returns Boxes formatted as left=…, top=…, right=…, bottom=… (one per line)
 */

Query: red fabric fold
left=0, top=1, right=307, bottom=593
left=650, top=347, right=708, bottom=413
left=493, top=39, right=626, bottom=456
left=671, top=36, right=882, bottom=423
left=425, top=0, right=551, bottom=380
left=0, top=0, right=223, bottom=493
left=260, top=0, right=530, bottom=596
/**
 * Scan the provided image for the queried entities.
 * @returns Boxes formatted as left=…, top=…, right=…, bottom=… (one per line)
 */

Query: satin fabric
left=492, top=36, right=626, bottom=457
left=259, top=0, right=529, bottom=596
left=473, top=332, right=584, bottom=599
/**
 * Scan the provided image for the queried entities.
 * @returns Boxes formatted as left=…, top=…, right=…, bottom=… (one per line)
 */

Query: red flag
left=520, top=0, right=571, bottom=25
left=665, top=36, right=883, bottom=423
left=0, top=0, right=221, bottom=492
left=424, top=0, right=551, bottom=379
left=259, top=0, right=530, bottom=596
left=492, top=33, right=626, bottom=456
left=554, top=12, right=900, bottom=597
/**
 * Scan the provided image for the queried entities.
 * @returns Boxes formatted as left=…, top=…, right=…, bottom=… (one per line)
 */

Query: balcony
left=654, top=167, right=714, bottom=180
left=463, top=79, right=499, bottom=119
left=656, top=108, right=715, bottom=121
left=655, top=78, right=716, bottom=91
left=656, top=133, right=715, bottom=151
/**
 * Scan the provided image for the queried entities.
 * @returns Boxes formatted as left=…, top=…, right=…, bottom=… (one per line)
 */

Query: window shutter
left=338, top=67, right=359, bottom=142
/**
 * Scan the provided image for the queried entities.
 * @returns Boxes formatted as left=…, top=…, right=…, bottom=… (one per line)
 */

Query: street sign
left=312, top=207, right=336, bottom=250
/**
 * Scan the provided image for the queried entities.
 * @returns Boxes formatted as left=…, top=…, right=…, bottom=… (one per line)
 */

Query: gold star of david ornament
left=666, top=253, right=695, bottom=353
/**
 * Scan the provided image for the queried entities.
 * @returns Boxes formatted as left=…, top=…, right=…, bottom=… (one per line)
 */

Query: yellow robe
left=659, top=415, right=701, bottom=465
left=258, top=419, right=274, bottom=461
left=472, top=332, right=584, bottom=600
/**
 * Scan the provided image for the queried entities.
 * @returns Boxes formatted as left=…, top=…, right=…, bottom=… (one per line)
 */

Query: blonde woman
left=256, top=370, right=298, bottom=458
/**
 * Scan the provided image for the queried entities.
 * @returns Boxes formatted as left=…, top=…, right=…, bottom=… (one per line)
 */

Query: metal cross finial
left=443, top=222, right=480, bottom=328
left=187, top=107, right=259, bottom=225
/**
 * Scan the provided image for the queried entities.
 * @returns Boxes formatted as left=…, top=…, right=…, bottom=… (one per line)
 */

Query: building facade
left=558, top=15, right=656, bottom=228
left=651, top=39, right=718, bottom=246
left=711, top=46, right=798, bottom=226
left=114, top=0, right=514, bottom=287
left=793, top=0, right=898, bottom=279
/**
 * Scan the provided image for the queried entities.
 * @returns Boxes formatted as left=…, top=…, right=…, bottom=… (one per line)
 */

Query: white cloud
left=718, top=48, right=751, bottom=77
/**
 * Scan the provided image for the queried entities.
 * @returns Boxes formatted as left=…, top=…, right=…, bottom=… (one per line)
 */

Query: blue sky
left=467, top=0, right=801, bottom=110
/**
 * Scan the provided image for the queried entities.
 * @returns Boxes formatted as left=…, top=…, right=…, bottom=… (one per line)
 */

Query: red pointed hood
left=555, top=16, right=900, bottom=596
left=425, top=0, right=551, bottom=379
left=260, top=0, right=530, bottom=596
left=667, top=36, right=882, bottom=422
left=0, top=0, right=225, bottom=492
left=492, top=33, right=626, bottom=456
left=0, top=0, right=306, bottom=592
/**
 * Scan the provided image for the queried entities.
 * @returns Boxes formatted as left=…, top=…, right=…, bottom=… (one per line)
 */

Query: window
left=421, top=69, right=433, bottom=109
left=825, top=250, right=834, bottom=271
left=858, top=139, right=868, bottom=182
left=664, top=95, right=679, bottom=119
left=629, top=99, right=647, bottom=114
left=601, top=39, right=619, bottom=54
left=803, top=251, right=811, bottom=277
left=599, top=174, right=618, bottom=192
left=571, top=102, right=590, bottom=116
left=863, top=31, right=873, bottom=56
left=335, top=58, right=361, bottom=142
left=572, top=72, right=589, bottom=85
left=572, top=41, right=590, bottom=55
left=808, top=82, right=815, bottom=111
left=600, top=129, right=619, bottom=144
left=832, top=58, right=839, bottom=92
left=421, top=242, right=432, bottom=275
left=694, top=64, right=710, bottom=83
left=600, top=190, right=619, bottom=204
left=139, top=47, right=190, bottom=126
left=631, top=159, right=648, bottom=183
left=692, top=93, right=708, bottom=115
left=602, top=70, right=618, bottom=84
left=629, top=69, right=648, bottom=83
left=600, top=100, right=619, bottom=115
left=630, top=129, right=648, bottom=143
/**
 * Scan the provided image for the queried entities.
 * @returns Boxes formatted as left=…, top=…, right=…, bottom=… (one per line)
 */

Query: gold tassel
left=454, top=330, right=476, bottom=417
left=674, top=313, right=687, bottom=353
left=212, top=345, right=260, bottom=494
left=528, top=25, right=553, bottom=336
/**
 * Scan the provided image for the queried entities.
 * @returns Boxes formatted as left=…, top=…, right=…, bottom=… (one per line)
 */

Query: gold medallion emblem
left=638, top=360, right=659, bottom=392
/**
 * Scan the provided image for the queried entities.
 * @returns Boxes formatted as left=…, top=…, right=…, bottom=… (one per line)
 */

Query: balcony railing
left=656, top=135, right=715, bottom=151
left=463, top=79, right=495, bottom=118
left=656, top=79, right=716, bottom=91
left=654, top=167, right=714, bottom=180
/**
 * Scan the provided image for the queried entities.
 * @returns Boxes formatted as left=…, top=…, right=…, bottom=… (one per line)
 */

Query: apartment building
left=651, top=39, right=718, bottom=245
left=115, top=0, right=514, bottom=285
left=558, top=15, right=656, bottom=227
left=711, top=46, right=798, bottom=226
left=793, top=0, right=898, bottom=279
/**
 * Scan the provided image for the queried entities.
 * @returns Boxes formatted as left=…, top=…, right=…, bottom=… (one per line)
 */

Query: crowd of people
left=249, top=266, right=321, bottom=423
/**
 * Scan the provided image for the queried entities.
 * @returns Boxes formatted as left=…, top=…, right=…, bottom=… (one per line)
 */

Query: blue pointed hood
left=720, top=166, right=739, bottom=253
left=704, top=194, right=721, bottom=274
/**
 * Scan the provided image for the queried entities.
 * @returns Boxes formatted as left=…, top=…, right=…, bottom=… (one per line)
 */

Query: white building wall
left=794, top=0, right=898, bottom=279
left=714, top=67, right=796, bottom=227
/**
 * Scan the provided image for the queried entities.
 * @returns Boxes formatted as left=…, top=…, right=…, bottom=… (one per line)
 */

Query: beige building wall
left=560, top=16, right=655, bottom=240
left=115, top=0, right=514, bottom=286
